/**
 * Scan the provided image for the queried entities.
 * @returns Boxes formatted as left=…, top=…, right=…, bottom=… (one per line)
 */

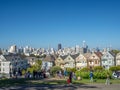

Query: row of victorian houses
left=46, top=51, right=120, bottom=70
left=0, top=51, right=120, bottom=75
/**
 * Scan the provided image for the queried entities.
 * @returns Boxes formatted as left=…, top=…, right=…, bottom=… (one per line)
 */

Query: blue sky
left=0, top=0, right=120, bottom=49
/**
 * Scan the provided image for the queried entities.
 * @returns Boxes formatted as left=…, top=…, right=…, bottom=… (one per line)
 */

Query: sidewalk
left=0, top=83, right=120, bottom=90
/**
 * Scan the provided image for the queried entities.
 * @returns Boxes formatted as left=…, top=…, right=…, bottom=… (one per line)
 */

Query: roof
left=94, top=52, right=103, bottom=58
left=44, top=55, right=55, bottom=62
left=84, top=53, right=91, bottom=59
left=60, top=55, right=68, bottom=60
left=71, top=54, right=79, bottom=59
left=2, top=54, right=21, bottom=61
left=109, top=51, right=116, bottom=57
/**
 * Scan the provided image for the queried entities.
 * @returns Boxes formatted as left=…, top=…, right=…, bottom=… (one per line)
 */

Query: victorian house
left=116, top=52, right=120, bottom=66
left=88, top=52, right=102, bottom=68
left=55, top=55, right=67, bottom=70
left=42, top=54, right=55, bottom=71
left=101, top=51, right=115, bottom=69
left=0, top=54, right=28, bottom=75
left=64, top=54, right=79, bottom=69
left=75, top=53, right=88, bottom=70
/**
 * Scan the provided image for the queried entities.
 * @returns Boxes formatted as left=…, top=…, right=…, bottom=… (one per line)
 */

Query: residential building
left=42, top=55, right=55, bottom=71
left=116, top=52, right=120, bottom=66
left=0, top=54, right=28, bottom=75
left=88, top=52, right=102, bottom=69
left=64, top=54, right=79, bottom=69
left=55, top=55, right=67, bottom=69
left=75, top=53, right=88, bottom=70
left=101, top=51, right=115, bottom=69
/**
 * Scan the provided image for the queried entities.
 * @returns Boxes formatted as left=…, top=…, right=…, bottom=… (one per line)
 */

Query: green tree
left=50, top=66, right=62, bottom=76
left=33, top=60, right=42, bottom=71
left=111, top=50, right=120, bottom=55
left=109, top=66, right=120, bottom=72
left=94, top=66, right=104, bottom=72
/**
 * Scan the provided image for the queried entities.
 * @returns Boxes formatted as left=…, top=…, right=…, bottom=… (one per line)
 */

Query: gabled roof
left=59, top=55, right=68, bottom=60
left=94, top=52, right=103, bottom=58
left=84, top=53, right=91, bottom=59
left=70, top=54, right=79, bottom=59
left=109, top=51, right=116, bottom=57
left=44, top=55, right=55, bottom=62
left=2, top=54, right=21, bottom=61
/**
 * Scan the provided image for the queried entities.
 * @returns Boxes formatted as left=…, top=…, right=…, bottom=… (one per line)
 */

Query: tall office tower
left=9, top=45, right=17, bottom=53
left=58, top=43, right=62, bottom=50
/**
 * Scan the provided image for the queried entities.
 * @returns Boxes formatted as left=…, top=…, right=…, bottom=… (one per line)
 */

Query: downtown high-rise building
left=58, top=43, right=62, bottom=50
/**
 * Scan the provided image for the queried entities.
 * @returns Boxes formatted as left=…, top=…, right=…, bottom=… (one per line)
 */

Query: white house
left=0, top=54, right=28, bottom=75
left=101, top=51, right=115, bottom=69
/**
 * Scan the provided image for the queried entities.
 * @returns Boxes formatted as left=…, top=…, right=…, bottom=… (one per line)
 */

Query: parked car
left=112, top=71, right=120, bottom=79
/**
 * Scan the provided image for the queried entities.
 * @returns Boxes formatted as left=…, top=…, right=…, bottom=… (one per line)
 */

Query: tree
left=33, top=60, right=42, bottom=71
left=94, top=66, right=104, bottom=72
left=111, top=50, right=120, bottom=55
left=50, top=66, right=62, bottom=76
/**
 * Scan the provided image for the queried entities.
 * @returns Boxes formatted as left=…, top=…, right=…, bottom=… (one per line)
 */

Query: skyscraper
left=9, top=45, right=17, bottom=53
left=58, top=43, right=62, bottom=50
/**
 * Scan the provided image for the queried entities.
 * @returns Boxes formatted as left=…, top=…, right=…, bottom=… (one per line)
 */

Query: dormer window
left=68, top=58, right=70, bottom=60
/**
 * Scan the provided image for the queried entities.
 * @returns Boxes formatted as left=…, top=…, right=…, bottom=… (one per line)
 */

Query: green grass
left=0, top=78, right=120, bottom=87
left=73, top=79, right=120, bottom=84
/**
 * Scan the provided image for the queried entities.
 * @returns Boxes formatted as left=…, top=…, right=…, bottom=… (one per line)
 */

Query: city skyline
left=0, top=0, right=120, bottom=49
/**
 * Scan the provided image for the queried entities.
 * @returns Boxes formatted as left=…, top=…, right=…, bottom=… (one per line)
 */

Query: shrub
left=93, top=66, right=104, bottom=72
left=75, top=70, right=89, bottom=79
left=109, top=66, right=120, bottom=72
left=50, top=66, right=62, bottom=76
left=22, top=69, right=26, bottom=75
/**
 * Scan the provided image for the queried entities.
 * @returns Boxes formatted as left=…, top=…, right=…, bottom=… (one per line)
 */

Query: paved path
left=0, top=84, right=120, bottom=90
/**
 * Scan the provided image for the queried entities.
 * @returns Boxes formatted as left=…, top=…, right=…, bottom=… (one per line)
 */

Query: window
left=16, top=62, right=18, bottom=65
left=95, top=61, right=97, bottom=64
left=109, top=61, right=111, bottom=64
left=106, top=55, right=109, bottom=57
left=3, top=68, right=5, bottom=71
left=68, top=58, right=71, bottom=60
left=3, top=63, right=5, bottom=66
left=9, top=63, right=12, bottom=65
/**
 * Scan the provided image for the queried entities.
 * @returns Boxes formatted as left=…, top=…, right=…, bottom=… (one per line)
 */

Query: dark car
left=112, top=71, right=120, bottom=79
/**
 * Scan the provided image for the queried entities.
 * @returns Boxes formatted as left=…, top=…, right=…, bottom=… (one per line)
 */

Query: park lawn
left=73, top=79, right=120, bottom=84
left=0, top=78, right=120, bottom=87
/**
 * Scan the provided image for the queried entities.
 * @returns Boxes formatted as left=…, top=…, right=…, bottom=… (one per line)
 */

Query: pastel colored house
left=101, top=51, right=115, bottom=69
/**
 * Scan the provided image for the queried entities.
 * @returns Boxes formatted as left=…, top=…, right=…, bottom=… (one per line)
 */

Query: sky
left=0, top=0, right=120, bottom=49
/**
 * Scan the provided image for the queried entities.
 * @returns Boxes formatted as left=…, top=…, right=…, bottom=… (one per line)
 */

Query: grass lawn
left=0, top=78, right=120, bottom=87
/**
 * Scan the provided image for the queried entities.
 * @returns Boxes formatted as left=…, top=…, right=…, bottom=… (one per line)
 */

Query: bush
left=50, top=66, right=62, bottom=76
left=75, top=70, right=89, bottom=79
left=22, top=69, right=26, bottom=75
left=80, top=67, right=90, bottom=72
left=75, top=69, right=112, bottom=79
left=109, top=66, right=120, bottom=72
left=93, top=66, right=104, bottom=72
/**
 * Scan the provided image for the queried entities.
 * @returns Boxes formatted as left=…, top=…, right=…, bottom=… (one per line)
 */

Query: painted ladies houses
left=55, top=55, right=67, bottom=70
left=0, top=54, right=28, bottom=75
left=25, top=56, right=40, bottom=66
left=64, top=54, right=79, bottom=69
left=88, top=52, right=102, bottom=68
left=116, top=52, right=120, bottom=66
left=42, top=54, right=55, bottom=71
left=75, top=53, right=88, bottom=70
left=101, top=51, right=115, bottom=69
